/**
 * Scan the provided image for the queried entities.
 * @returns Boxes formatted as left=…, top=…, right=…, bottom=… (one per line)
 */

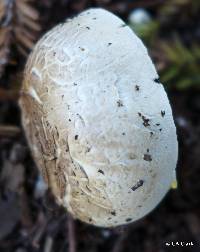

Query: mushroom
left=19, top=8, right=178, bottom=227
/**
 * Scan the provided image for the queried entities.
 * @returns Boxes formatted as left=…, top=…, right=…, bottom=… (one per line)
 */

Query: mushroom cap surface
left=20, top=8, right=178, bottom=227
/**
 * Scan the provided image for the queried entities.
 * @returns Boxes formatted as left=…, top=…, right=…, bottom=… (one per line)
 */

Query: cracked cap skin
left=20, top=8, right=178, bottom=227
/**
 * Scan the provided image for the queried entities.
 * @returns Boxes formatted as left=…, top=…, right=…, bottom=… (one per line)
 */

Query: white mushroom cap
left=20, top=8, right=178, bottom=227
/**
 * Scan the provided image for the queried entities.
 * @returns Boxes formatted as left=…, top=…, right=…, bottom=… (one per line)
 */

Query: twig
left=32, top=212, right=48, bottom=249
left=1, top=0, right=14, bottom=27
left=0, top=125, right=21, bottom=137
left=67, top=214, right=76, bottom=252
left=44, top=236, right=53, bottom=252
